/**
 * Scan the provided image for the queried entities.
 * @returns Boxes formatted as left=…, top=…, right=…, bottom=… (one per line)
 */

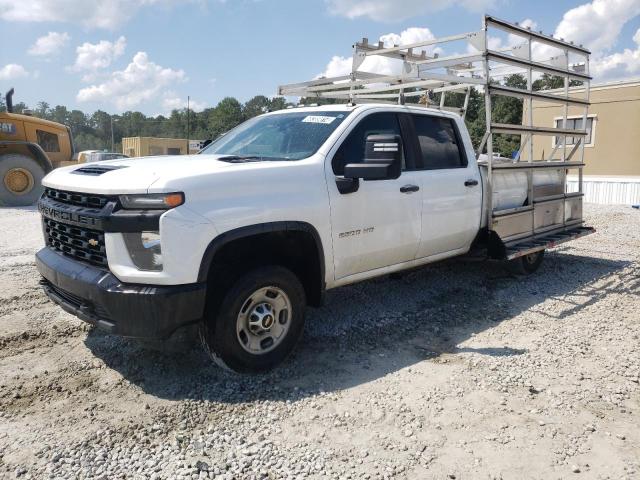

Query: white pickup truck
left=36, top=103, right=594, bottom=372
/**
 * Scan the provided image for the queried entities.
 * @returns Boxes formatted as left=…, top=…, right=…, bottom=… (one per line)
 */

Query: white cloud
left=27, top=31, right=70, bottom=56
left=0, top=64, right=29, bottom=80
left=71, top=37, right=126, bottom=76
left=318, top=27, right=437, bottom=78
left=0, top=0, right=184, bottom=30
left=322, top=0, right=640, bottom=84
left=325, top=0, right=495, bottom=21
left=320, top=56, right=354, bottom=78
left=591, top=28, right=640, bottom=80
left=552, top=0, right=640, bottom=81
left=77, top=52, right=186, bottom=110
left=162, top=95, right=207, bottom=112
left=555, top=0, right=640, bottom=54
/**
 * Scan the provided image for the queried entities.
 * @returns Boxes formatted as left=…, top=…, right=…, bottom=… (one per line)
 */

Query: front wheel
left=199, top=265, right=306, bottom=373
left=507, top=249, right=545, bottom=275
left=0, top=154, right=46, bottom=206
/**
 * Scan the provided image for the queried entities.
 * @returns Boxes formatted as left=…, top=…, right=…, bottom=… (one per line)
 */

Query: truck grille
left=44, top=218, right=107, bottom=267
left=44, top=187, right=114, bottom=209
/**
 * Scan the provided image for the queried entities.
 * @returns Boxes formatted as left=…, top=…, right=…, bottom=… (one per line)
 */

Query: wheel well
left=0, top=141, right=53, bottom=173
left=27, top=143, right=54, bottom=173
left=202, top=227, right=325, bottom=307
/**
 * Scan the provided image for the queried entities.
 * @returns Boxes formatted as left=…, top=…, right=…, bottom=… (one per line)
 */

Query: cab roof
left=0, top=111, right=69, bottom=130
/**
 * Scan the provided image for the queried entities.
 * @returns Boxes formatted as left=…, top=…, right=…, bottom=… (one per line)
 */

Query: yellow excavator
left=0, top=88, right=77, bottom=206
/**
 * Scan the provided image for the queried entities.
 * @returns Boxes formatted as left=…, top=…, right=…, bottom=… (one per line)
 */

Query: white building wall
left=567, top=176, right=640, bottom=205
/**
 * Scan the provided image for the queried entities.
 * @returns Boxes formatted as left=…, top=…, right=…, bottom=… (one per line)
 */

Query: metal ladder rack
left=480, top=15, right=591, bottom=247
left=278, top=14, right=593, bottom=250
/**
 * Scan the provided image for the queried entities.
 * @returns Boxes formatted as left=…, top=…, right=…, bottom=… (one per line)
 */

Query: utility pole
left=186, top=96, right=190, bottom=154
left=110, top=115, right=115, bottom=152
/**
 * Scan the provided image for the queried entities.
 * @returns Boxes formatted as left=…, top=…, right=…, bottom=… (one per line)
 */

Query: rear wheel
left=0, top=154, right=46, bottom=206
left=199, top=265, right=306, bottom=373
left=508, top=249, right=545, bottom=275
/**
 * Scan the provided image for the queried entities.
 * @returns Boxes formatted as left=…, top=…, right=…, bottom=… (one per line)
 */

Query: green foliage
left=8, top=95, right=292, bottom=152
left=465, top=73, right=529, bottom=157
left=207, top=97, right=244, bottom=139
left=533, top=73, right=583, bottom=91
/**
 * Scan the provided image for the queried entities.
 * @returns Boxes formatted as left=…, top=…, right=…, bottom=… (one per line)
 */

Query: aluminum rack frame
left=278, top=14, right=593, bottom=251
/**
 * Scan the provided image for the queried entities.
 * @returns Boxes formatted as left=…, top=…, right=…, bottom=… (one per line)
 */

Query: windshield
left=200, top=111, right=351, bottom=160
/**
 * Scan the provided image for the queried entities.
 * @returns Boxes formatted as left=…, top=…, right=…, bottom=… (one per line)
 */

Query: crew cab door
left=408, top=113, right=482, bottom=258
left=326, top=111, right=422, bottom=279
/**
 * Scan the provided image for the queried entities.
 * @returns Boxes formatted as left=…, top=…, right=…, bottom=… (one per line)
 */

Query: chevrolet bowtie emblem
left=88, top=238, right=98, bottom=247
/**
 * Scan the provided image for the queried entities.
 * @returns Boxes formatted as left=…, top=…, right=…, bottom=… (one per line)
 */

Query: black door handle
left=400, top=184, right=420, bottom=193
left=464, top=179, right=479, bottom=187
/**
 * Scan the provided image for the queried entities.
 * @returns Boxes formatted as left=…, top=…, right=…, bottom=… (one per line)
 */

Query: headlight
left=119, top=192, right=184, bottom=209
left=123, top=231, right=163, bottom=271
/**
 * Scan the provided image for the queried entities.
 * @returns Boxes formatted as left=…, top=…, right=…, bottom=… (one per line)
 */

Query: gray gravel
left=0, top=204, right=638, bottom=479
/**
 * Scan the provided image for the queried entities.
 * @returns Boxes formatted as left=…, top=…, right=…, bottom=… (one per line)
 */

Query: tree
left=464, top=87, right=486, bottom=152
left=533, top=73, right=583, bottom=91
left=11, top=102, right=29, bottom=114
left=67, top=110, right=89, bottom=138
left=49, top=105, right=70, bottom=125
left=491, top=74, right=525, bottom=156
left=35, top=101, right=50, bottom=118
left=268, top=97, right=288, bottom=112
left=464, top=74, right=528, bottom=156
left=242, top=95, right=271, bottom=119
left=206, top=97, right=243, bottom=139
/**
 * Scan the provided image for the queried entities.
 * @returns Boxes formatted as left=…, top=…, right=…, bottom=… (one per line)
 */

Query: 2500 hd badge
left=338, top=227, right=374, bottom=238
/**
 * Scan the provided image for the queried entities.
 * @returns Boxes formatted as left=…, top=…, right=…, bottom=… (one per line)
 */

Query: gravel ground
left=0, top=204, right=638, bottom=480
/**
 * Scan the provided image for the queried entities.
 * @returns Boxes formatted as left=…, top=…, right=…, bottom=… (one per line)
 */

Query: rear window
left=412, top=115, right=466, bottom=169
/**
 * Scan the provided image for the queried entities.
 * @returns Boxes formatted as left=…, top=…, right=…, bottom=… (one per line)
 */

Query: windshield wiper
left=217, top=155, right=289, bottom=163
left=217, top=155, right=262, bottom=163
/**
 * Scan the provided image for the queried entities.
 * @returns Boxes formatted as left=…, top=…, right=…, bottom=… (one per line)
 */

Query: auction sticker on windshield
left=302, top=115, right=336, bottom=124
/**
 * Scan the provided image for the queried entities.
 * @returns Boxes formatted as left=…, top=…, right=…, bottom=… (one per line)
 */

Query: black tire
left=199, top=265, right=306, bottom=373
left=507, top=249, right=545, bottom=275
left=0, top=154, right=46, bottom=206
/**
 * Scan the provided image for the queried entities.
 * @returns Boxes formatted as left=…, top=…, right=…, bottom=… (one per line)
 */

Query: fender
left=197, top=221, right=326, bottom=288
left=0, top=140, right=54, bottom=173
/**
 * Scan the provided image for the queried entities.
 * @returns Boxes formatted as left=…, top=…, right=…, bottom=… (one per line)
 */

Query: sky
left=1, top=0, right=639, bottom=116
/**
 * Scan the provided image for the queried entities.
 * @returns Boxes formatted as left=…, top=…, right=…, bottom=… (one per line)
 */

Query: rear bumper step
left=504, top=226, right=595, bottom=260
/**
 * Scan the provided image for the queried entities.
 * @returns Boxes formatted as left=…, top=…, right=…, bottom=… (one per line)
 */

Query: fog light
left=123, top=231, right=163, bottom=271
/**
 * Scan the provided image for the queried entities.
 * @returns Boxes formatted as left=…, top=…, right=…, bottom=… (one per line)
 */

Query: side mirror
left=343, top=134, right=402, bottom=181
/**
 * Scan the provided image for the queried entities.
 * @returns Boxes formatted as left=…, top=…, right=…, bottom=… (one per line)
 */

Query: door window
left=332, top=112, right=404, bottom=175
left=36, top=130, right=60, bottom=153
left=412, top=115, right=466, bottom=170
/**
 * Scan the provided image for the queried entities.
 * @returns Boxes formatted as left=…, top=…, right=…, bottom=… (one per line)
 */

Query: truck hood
left=42, top=154, right=239, bottom=194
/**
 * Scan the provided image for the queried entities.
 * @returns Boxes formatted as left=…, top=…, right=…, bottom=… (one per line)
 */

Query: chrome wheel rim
left=236, top=286, right=292, bottom=355
left=4, top=168, right=34, bottom=195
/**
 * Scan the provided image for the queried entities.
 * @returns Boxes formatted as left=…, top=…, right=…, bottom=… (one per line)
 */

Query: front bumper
left=36, top=247, right=207, bottom=339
